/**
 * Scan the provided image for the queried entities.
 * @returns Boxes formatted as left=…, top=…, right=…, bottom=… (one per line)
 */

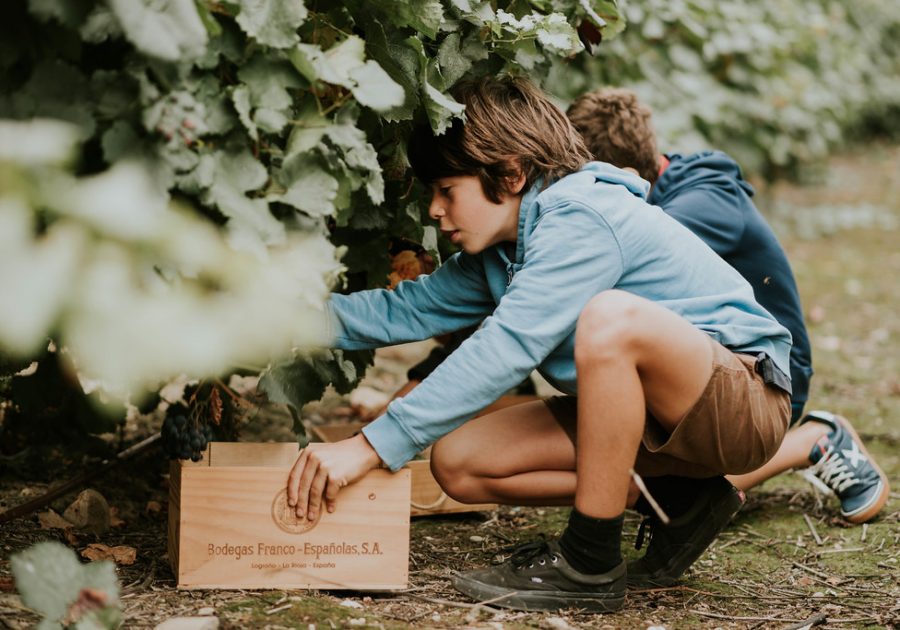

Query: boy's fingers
left=324, top=477, right=344, bottom=513
left=286, top=448, right=309, bottom=507
left=307, top=467, right=329, bottom=520
left=295, top=453, right=320, bottom=518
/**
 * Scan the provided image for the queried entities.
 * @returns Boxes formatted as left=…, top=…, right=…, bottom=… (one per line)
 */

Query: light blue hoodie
left=329, top=162, right=793, bottom=471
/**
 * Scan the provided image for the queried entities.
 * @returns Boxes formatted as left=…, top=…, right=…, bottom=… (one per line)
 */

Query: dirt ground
left=1, top=145, right=899, bottom=629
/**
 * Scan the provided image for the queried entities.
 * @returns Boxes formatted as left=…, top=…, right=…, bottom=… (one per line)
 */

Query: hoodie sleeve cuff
left=360, top=412, right=421, bottom=472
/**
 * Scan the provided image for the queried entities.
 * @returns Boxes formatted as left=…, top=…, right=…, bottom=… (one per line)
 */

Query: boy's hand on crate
left=286, top=433, right=382, bottom=521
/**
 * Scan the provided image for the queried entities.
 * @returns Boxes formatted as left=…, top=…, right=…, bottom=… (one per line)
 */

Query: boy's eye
left=440, top=186, right=452, bottom=196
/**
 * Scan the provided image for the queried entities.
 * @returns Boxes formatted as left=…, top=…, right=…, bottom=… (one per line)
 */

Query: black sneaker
left=452, top=539, right=625, bottom=612
left=627, top=476, right=744, bottom=588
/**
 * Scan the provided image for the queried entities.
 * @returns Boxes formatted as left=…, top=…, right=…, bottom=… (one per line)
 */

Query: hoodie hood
left=651, top=151, right=755, bottom=208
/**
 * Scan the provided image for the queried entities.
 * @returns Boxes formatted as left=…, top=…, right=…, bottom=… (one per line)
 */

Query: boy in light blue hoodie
left=285, top=76, right=792, bottom=612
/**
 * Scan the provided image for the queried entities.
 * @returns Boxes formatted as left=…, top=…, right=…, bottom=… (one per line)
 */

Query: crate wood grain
left=168, top=442, right=410, bottom=590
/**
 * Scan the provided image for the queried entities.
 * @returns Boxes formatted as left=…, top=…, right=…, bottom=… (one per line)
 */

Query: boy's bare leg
left=573, top=290, right=714, bottom=517
left=431, top=400, right=579, bottom=505
left=727, top=422, right=829, bottom=490
left=434, top=289, right=717, bottom=513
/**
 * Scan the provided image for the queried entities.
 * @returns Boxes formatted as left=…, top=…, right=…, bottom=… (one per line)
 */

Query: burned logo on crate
left=271, top=489, right=322, bottom=534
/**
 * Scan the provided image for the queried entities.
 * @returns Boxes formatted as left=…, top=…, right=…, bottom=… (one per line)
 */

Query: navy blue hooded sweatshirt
left=650, top=151, right=813, bottom=420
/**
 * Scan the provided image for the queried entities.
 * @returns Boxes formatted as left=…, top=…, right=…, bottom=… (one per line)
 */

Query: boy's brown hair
left=407, top=76, right=591, bottom=203
left=566, top=87, right=660, bottom=185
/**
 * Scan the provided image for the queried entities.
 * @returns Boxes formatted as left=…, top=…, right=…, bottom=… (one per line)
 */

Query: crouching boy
left=285, top=76, right=792, bottom=612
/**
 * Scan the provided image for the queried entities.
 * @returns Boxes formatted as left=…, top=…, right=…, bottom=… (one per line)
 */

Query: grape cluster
left=161, top=404, right=214, bottom=462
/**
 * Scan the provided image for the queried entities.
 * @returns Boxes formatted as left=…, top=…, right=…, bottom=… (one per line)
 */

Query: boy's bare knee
left=575, top=290, right=642, bottom=362
left=430, top=438, right=467, bottom=497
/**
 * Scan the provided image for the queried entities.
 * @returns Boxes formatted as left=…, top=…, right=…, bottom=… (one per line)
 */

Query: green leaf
left=236, top=56, right=301, bottom=136
left=10, top=60, right=95, bottom=139
left=362, top=19, right=419, bottom=121
left=288, top=107, right=385, bottom=204
left=436, top=32, right=472, bottom=89
left=27, top=0, right=92, bottom=28
left=272, top=153, right=339, bottom=217
left=79, top=5, right=123, bottom=44
left=11, top=541, right=119, bottom=625
left=290, top=36, right=404, bottom=113
left=232, top=85, right=257, bottom=140
left=259, top=349, right=374, bottom=420
left=235, top=0, right=307, bottom=48
left=100, top=120, right=143, bottom=164
left=204, top=150, right=286, bottom=251
left=423, top=80, right=465, bottom=135
left=348, top=60, right=406, bottom=112
left=535, top=14, right=582, bottom=56
left=107, top=0, right=208, bottom=61
left=393, top=0, right=445, bottom=39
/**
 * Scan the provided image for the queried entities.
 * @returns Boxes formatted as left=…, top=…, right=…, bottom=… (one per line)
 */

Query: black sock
left=558, top=509, right=624, bottom=575
left=633, top=475, right=718, bottom=519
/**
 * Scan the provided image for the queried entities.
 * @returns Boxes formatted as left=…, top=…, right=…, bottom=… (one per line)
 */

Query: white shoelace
left=807, top=445, right=859, bottom=494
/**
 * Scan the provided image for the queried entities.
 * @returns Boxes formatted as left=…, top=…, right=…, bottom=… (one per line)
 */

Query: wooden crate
left=168, top=442, right=410, bottom=590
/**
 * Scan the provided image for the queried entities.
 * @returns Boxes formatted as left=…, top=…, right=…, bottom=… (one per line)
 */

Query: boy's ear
left=505, top=163, right=528, bottom=195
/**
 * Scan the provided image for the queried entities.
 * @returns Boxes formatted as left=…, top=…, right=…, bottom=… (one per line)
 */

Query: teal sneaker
left=800, top=411, right=890, bottom=523
left=452, top=539, right=625, bottom=612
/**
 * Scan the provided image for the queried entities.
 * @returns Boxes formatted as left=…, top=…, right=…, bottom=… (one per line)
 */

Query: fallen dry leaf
left=38, top=509, right=73, bottom=530
left=81, top=543, right=137, bottom=565
left=145, top=500, right=162, bottom=515
left=0, top=576, right=15, bottom=592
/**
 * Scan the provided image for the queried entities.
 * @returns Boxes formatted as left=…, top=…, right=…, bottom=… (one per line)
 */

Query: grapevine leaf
left=362, top=19, right=419, bottom=121
left=217, top=149, right=267, bottom=193
left=11, top=541, right=119, bottom=627
left=107, top=0, right=208, bottom=61
left=234, top=0, right=307, bottom=49
left=273, top=153, right=339, bottom=217
left=27, top=0, right=91, bottom=28
left=286, top=107, right=385, bottom=205
left=393, top=0, right=445, bottom=40
left=90, top=70, right=139, bottom=121
left=204, top=150, right=285, bottom=251
left=436, top=32, right=472, bottom=89
left=236, top=56, right=300, bottom=135
left=423, top=81, right=465, bottom=135
left=259, top=349, right=374, bottom=421
left=348, top=60, right=405, bottom=112
left=11, top=542, right=84, bottom=620
left=175, top=152, right=216, bottom=195
left=79, top=5, right=122, bottom=43
left=191, top=75, right=236, bottom=135
left=290, top=36, right=404, bottom=113
left=0, top=119, right=80, bottom=166
left=232, top=85, right=258, bottom=140
left=100, top=121, right=144, bottom=164
left=11, top=60, right=95, bottom=139
left=536, top=14, right=583, bottom=55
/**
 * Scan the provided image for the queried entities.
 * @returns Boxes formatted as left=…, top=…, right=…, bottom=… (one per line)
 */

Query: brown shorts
left=545, top=338, right=791, bottom=478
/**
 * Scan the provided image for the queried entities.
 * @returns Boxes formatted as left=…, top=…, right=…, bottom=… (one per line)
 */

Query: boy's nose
left=428, top=198, right=445, bottom=220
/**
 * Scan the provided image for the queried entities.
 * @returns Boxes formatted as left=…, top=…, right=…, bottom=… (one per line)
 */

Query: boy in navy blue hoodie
left=286, top=77, right=792, bottom=611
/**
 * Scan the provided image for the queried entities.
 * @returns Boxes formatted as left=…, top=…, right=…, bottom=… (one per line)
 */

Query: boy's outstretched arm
left=285, top=432, right=382, bottom=521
